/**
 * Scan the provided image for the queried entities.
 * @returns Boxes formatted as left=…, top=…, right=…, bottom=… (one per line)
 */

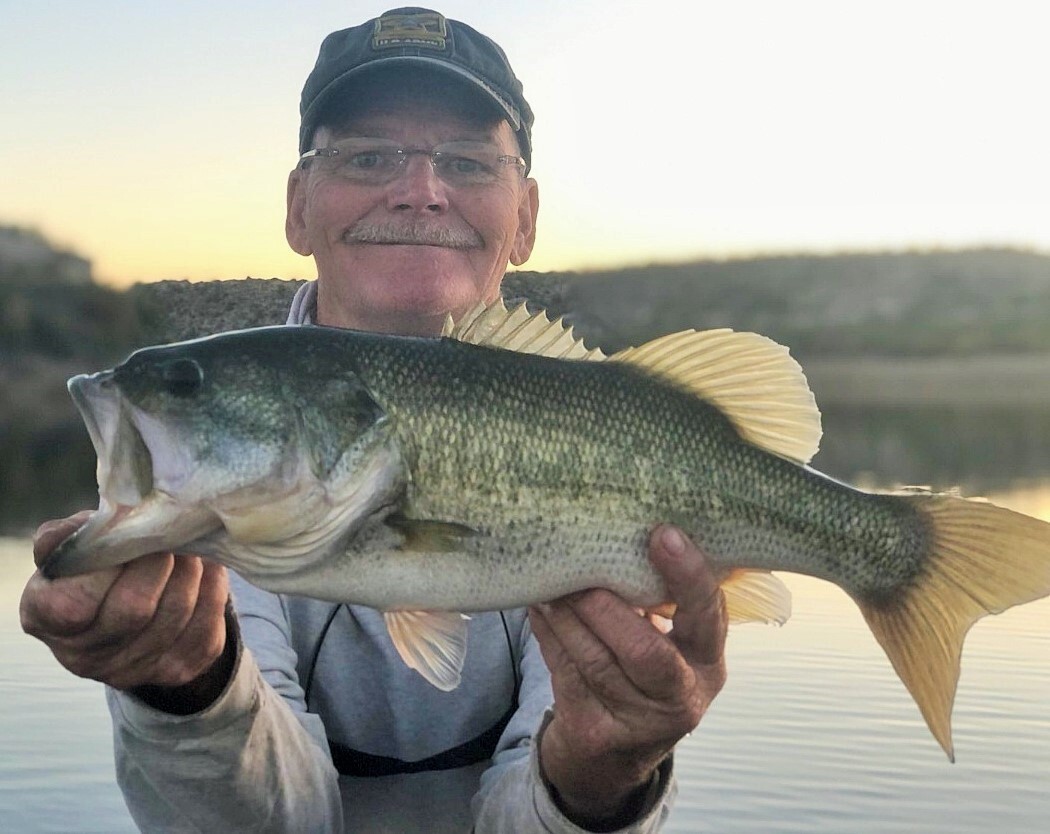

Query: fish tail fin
left=858, top=494, right=1050, bottom=761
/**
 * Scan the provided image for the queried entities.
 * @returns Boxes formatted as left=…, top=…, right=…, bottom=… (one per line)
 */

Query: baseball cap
left=299, top=7, right=534, bottom=173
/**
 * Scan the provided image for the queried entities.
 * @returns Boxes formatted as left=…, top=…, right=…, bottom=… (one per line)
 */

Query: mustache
left=343, top=220, right=484, bottom=250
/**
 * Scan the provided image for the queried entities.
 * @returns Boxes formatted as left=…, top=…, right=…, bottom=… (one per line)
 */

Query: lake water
left=2, top=407, right=1049, bottom=832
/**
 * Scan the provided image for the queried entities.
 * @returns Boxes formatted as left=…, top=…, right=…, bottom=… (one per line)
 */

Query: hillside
left=552, top=249, right=1050, bottom=357
left=100, top=249, right=1050, bottom=359
left=4, top=244, right=1050, bottom=533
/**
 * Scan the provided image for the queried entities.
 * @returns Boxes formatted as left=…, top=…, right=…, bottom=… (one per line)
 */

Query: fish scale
left=354, top=336, right=925, bottom=603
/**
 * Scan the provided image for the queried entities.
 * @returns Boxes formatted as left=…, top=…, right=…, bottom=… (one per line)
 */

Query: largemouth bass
left=44, top=302, right=1050, bottom=759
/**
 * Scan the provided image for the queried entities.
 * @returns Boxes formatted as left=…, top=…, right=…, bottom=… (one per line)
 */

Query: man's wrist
left=546, top=767, right=659, bottom=832
left=537, top=712, right=669, bottom=831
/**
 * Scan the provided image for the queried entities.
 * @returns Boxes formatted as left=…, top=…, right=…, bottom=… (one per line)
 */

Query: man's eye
left=442, top=155, right=496, bottom=178
left=449, top=156, right=482, bottom=173
left=347, top=151, right=386, bottom=169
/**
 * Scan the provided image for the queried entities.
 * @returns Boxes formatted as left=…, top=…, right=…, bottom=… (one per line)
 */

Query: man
left=21, top=8, right=727, bottom=832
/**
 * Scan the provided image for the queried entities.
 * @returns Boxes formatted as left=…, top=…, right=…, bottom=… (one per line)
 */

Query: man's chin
left=317, top=248, right=496, bottom=334
left=365, top=283, right=478, bottom=335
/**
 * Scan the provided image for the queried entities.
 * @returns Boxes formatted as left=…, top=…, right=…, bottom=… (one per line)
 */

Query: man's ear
left=286, top=168, right=312, bottom=256
left=509, top=178, right=539, bottom=266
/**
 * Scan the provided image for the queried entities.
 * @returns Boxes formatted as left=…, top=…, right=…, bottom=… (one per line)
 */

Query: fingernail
left=660, top=526, right=686, bottom=556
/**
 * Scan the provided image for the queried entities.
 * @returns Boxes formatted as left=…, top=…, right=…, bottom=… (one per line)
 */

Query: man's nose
left=386, top=155, right=449, bottom=212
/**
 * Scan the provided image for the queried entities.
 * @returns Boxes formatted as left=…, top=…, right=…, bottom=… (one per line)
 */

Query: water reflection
left=668, top=476, right=1050, bottom=833
left=815, top=405, right=1050, bottom=493
left=3, top=405, right=1050, bottom=833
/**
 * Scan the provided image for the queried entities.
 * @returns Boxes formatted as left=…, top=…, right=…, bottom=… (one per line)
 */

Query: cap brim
left=299, top=56, right=521, bottom=153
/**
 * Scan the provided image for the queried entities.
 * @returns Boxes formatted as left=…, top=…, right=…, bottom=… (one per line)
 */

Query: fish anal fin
left=443, top=299, right=605, bottom=360
left=860, top=494, right=1050, bottom=761
left=721, top=569, right=792, bottom=625
left=386, top=513, right=480, bottom=552
left=383, top=610, right=469, bottom=691
left=611, top=330, right=822, bottom=465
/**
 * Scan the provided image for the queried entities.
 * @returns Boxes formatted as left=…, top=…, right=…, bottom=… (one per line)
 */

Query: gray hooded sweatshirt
left=104, top=281, right=676, bottom=833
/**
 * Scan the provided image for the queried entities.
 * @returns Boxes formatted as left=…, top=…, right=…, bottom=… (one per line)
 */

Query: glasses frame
left=298, top=138, right=526, bottom=186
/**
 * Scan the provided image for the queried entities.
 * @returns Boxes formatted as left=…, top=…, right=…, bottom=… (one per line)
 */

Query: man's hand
left=529, top=525, right=727, bottom=829
left=20, top=512, right=232, bottom=712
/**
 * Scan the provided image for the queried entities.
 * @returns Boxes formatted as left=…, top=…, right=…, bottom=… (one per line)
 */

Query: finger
left=33, top=510, right=95, bottom=567
left=531, top=599, right=632, bottom=713
left=116, top=556, right=205, bottom=677
left=89, top=553, right=177, bottom=641
left=156, top=561, right=229, bottom=687
left=570, top=589, right=699, bottom=702
left=150, top=555, right=206, bottom=636
left=534, top=594, right=656, bottom=703
left=20, top=566, right=123, bottom=639
left=648, top=525, right=727, bottom=668
left=528, top=603, right=588, bottom=700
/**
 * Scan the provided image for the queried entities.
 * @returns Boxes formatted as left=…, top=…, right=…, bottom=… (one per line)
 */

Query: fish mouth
left=42, top=372, right=213, bottom=579
left=68, top=371, right=154, bottom=511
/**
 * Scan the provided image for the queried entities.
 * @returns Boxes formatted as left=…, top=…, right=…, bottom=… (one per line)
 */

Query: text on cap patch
left=373, top=11, right=448, bottom=51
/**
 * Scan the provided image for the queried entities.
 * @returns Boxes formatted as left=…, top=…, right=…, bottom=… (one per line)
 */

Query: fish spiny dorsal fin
left=443, top=299, right=606, bottom=360
left=610, top=330, right=822, bottom=465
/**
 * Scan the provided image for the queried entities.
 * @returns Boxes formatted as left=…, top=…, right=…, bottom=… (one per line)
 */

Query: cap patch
left=373, top=11, right=448, bottom=51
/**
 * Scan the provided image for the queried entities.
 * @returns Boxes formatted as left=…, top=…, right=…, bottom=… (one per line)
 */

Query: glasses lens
left=431, top=143, right=505, bottom=186
left=321, top=139, right=402, bottom=183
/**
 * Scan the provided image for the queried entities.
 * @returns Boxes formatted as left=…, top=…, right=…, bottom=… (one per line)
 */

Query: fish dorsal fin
left=443, top=299, right=605, bottom=360
left=721, top=569, right=792, bottom=625
left=611, top=330, right=822, bottom=464
left=384, top=610, right=469, bottom=691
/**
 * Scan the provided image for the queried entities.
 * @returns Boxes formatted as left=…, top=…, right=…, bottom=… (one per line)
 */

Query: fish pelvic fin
left=384, top=610, right=469, bottom=691
left=443, top=299, right=605, bottom=360
left=610, top=330, right=822, bottom=465
left=859, top=494, right=1050, bottom=761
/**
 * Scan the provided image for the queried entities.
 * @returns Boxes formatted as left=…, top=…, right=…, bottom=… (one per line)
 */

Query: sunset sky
left=2, top=0, right=1048, bottom=287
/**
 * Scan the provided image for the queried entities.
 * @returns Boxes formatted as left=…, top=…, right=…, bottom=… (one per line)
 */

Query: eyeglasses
left=298, top=137, right=526, bottom=187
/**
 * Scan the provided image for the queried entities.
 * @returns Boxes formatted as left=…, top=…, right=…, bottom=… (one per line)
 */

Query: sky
left=2, top=0, right=1048, bottom=287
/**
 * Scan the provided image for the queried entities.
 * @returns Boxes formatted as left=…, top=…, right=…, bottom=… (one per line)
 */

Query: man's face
left=286, top=96, right=539, bottom=336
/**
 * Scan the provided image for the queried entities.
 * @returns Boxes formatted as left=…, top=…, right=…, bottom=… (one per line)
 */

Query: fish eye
left=162, top=358, right=204, bottom=398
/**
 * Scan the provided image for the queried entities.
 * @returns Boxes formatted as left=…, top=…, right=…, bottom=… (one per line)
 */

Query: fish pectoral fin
left=386, top=513, right=480, bottom=552
left=721, top=569, right=793, bottom=625
left=610, top=329, right=822, bottom=465
left=383, top=610, right=469, bottom=691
